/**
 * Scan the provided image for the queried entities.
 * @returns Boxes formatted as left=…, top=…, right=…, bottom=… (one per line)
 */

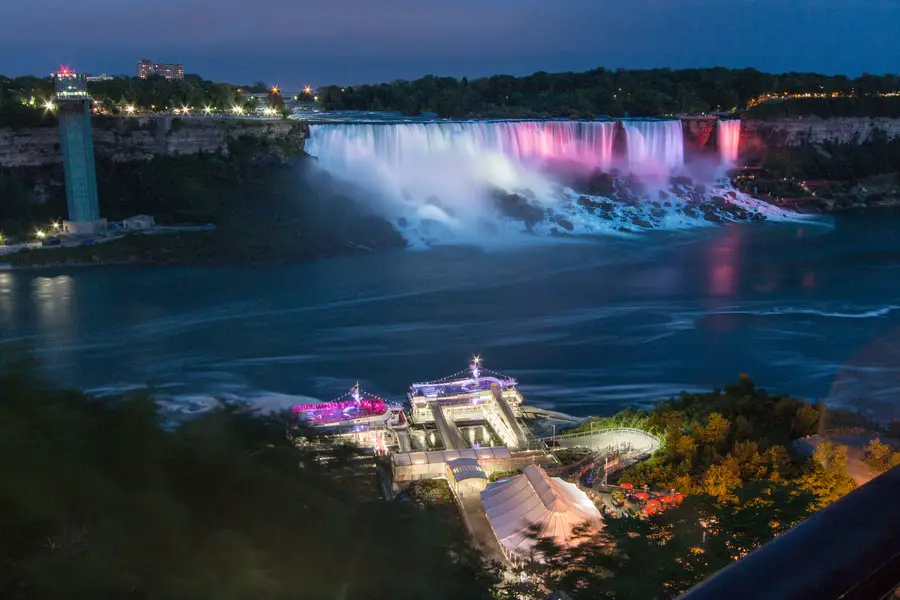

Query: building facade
left=136, top=58, right=184, bottom=80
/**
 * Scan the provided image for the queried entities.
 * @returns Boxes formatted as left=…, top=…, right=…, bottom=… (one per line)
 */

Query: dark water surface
left=4, top=211, right=900, bottom=419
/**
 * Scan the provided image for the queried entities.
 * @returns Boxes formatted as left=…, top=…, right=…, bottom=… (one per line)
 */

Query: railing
left=681, top=465, right=900, bottom=600
left=540, top=427, right=661, bottom=449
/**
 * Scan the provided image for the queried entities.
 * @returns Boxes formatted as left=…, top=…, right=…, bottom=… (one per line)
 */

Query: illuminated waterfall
left=717, top=119, right=742, bottom=165
left=621, top=120, right=685, bottom=176
left=306, top=120, right=618, bottom=172
left=300, top=118, right=785, bottom=245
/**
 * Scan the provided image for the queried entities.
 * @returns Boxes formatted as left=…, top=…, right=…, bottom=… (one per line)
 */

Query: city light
left=203, top=105, right=213, bottom=115
left=125, top=104, right=135, bottom=114
left=271, top=85, right=280, bottom=94
left=52, top=221, right=60, bottom=231
left=35, top=229, right=46, bottom=239
left=181, top=105, right=191, bottom=115
left=43, top=100, right=56, bottom=111
left=304, top=85, right=312, bottom=95
left=232, top=105, right=244, bottom=115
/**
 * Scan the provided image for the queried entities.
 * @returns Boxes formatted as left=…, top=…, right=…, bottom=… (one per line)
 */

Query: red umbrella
left=660, top=495, right=675, bottom=503
left=647, top=499, right=661, bottom=508
left=620, top=483, right=634, bottom=490
left=635, top=491, right=650, bottom=501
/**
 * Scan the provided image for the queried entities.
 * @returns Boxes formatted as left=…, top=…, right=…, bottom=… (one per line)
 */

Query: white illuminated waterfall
left=306, top=120, right=619, bottom=172
left=622, top=120, right=685, bottom=176
left=302, top=118, right=792, bottom=244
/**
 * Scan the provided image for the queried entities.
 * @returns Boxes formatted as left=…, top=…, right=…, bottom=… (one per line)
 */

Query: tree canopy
left=501, top=375, right=859, bottom=599
left=317, top=68, right=900, bottom=119
left=0, top=356, right=495, bottom=600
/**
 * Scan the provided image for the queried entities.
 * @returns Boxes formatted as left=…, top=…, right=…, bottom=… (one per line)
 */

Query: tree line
left=0, top=74, right=292, bottom=127
left=317, top=68, right=900, bottom=119
left=0, top=354, right=495, bottom=600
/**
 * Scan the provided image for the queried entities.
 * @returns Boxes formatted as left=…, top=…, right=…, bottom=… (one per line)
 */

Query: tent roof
left=391, top=447, right=511, bottom=467
left=481, top=465, right=602, bottom=559
left=447, top=458, right=487, bottom=482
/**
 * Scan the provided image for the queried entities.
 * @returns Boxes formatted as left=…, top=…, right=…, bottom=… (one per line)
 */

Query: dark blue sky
left=3, top=0, right=898, bottom=89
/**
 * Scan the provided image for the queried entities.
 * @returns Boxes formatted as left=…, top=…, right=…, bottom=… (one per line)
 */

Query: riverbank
left=5, top=225, right=404, bottom=270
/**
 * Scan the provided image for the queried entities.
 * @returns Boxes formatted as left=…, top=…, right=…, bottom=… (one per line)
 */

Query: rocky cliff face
left=0, top=117, right=310, bottom=168
left=681, top=116, right=718, bottom=151
left=740, top=117, right=900, bottom=155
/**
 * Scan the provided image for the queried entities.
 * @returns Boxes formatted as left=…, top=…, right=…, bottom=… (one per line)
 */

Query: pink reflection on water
left=708, top=227, right=740, bottom=297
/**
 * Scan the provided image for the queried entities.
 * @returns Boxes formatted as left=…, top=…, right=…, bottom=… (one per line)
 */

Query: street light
left=203, top=105, right=213, bottom=115
left=181, top=105, right=191, bottom=115
left=232, top=105, right=244, bottom=115
left=35, top=229, right=46, bottom=239
left=125, top=104, right=135, bottom=114
left=43, top=100, right=56, bottom=111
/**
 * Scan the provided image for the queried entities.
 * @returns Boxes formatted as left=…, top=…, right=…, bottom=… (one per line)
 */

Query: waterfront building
left=293, top=384, right=408, bottom=453
left=52, top=70, right=106, bottom=235
left=445, top=457, right=488, bottom=498
left=136, top=58, right=184, bottom=80
left=85, top=73, right=114, bottom=82
left=408, top=359, right=529, bottom=449
left=116, top=214, right=156, bottom=231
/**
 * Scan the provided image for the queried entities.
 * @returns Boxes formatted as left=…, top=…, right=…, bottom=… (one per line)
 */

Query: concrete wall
left=0, top=117, right=310, bottom=168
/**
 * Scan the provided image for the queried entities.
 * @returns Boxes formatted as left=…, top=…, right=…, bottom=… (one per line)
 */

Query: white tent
left=481, top=464, right=602, bottom=560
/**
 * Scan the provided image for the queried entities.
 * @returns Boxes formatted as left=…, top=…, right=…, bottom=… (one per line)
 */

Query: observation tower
left=52, top=69, right=106, bottom=234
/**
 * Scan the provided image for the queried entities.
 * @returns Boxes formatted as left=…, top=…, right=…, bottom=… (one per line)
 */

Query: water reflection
left=0, top=272, right=15, bottom=328
left=708, top=226, right=739, bottom=297
left=32, top=276, right=74, bottom=333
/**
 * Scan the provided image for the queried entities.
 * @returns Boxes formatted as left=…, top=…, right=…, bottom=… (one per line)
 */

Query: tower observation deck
left=52, top=70, right=105, bottom=234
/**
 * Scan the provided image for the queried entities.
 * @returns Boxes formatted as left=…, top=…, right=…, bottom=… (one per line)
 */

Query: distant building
left=85, top=73, right=114, bottom=82
left=136, top=58, right=184, bottom=80
left=118, top=215, right=156, bottom=231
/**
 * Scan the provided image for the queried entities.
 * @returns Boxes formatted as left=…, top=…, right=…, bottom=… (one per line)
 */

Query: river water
left=3, top=211, right=900, bottom=420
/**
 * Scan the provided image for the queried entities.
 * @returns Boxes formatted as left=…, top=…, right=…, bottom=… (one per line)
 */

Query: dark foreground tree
left=0, top=355, right=495, bottom=600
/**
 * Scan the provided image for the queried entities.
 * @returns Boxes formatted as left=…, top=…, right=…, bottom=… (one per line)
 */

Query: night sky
left=3, top=0, right=898, bottom=89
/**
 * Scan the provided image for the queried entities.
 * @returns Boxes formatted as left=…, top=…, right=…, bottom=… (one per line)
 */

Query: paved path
left=459, top=494, right=508, bottom=564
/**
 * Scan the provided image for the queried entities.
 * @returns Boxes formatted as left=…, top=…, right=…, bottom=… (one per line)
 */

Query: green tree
left=701, top=457, right=742, bottom=502
left=0, top=356, right=496, bottom=600
left=798, top=442, right=856, bottom=509
left=701, top=413, right=731, bottom=447
left=863, top=437, right=900, bottom=473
